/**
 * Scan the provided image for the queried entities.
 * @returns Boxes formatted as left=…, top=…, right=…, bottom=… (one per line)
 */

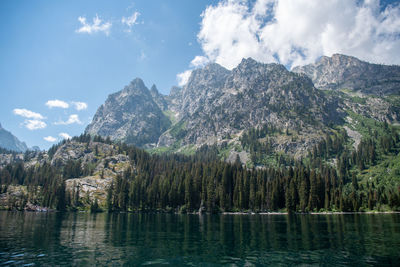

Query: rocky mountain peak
left=0, top=122, right=28, bottom=152
left=86, top=55, right=399, bottom=155
left=320, top=53, right=362, bottom=64
left=236, top=57, right=258, bottom=69
left=150, top=84, right=168, bottom=111
left=233, top=58, right=287, bottom=78
left=122, top=78, right=150, bottom=96
left=85, top=79, right=171, bottom=147
left=169, top=86, right=182, bottom=97
left=293, top=54, right=400, bottom=95
left=150, top=84, right=158, bottom=94
left=155, top=57, right=342, bottom=151
left=186, top=63, right=230, bottom=88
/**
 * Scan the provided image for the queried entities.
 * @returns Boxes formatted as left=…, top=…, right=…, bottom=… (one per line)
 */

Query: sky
left=1, top=0, right=400, bottom=150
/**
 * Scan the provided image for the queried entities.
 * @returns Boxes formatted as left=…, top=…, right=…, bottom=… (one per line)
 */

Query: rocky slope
left=85, top=55, right=400, bottom=157
left=87, top=59, right=344, bottom=154
left=159, top=58, right=343, bottom=151
left=0, top=123, right=28, bottom=152
left=85, top=78, right=171, bottom=147
left=292, top=54, right=400, bottom=96
left=0, top=138, right=133, bottom=210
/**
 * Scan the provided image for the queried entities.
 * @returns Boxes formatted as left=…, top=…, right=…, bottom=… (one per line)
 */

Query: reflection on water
left=0, top=212, right=399, bottom=266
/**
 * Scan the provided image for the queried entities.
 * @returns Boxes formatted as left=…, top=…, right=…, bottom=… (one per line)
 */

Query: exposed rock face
left=150, top=84, right=168, bottom=111
left=0, top=153, right=24, bottom=168
left=165, top=86, right=183, bottom=113
left=85, top=78, right=171, bottom=147
left=86, top=55, right=399, bottom=155
left=50, top=140, right=129, bottom=171
left=292, top=54, right=400, bottom=96
left=160, top=58, right=342, bottom=147
left=0, top=123, right=28, bottom=152
left=0, top=140, right=133, bottom=209
left=341, top=95, right=399, bottom=123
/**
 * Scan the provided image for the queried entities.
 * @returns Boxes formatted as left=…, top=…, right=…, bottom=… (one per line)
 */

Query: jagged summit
left=85, top=79, right=171, bottom=147
left=150, top=84, right=158, bottom=94
left=85, top=55, right=399, bottom=155
left=0, top=122, right=28, bottom=152
left=293, top=54, right=400, bottom=95
left=121, top=78, right=150, bottom=95
left=86, top=57, right=344, bottom=154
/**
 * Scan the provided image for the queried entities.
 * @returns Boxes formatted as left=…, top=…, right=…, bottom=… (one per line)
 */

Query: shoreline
left=1, top=208, right=399, bottom=215
left=222, top=211, right=400, bottom=215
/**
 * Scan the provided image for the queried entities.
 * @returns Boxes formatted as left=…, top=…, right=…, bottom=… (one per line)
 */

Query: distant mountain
left=85, top=78, right=171, bottom=147
left=292, top=54, right=400, bottom=96
left=0, top=123, right=28, bottom=152
left=86, top=58, right=345, bottom=155
left=158, top=58, right=342, bottom=150
left=3, top=55, right=400, bottom=214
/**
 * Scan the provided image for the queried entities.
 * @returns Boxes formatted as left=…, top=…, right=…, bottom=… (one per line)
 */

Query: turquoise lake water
left=0, top=211, right=399, bottom=266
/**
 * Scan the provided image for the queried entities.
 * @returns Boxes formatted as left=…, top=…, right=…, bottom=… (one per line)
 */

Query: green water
left=0, top=212, right=399, bottom=266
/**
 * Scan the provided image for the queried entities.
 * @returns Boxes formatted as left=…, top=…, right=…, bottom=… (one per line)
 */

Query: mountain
left=292, top=54, right=400, bottom=96
left=2, top=56, right=400, bottom=214
left=85, top=54, right=400, bottom=160
left=159, top=59, right=343, bottom=150
left=87, top=58, right=345, bottom=156
left=85, top=78, right=171, bottom=147
left=0, top=123, right=28, bottom=152
left=150, top=84, right=168, bottom=111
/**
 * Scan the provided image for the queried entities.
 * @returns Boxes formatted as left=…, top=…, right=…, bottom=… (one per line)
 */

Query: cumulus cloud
left=193, top=0, right=400, bottom=69
left=25, top=120, right=46, bottom=130
left=190, top=56, right=210, bottom=67
left=122, top=11, right=140, bottom=31
left=55, top=114, right=82, bottom=125
left=72, top=101, right=88, bottom=111
left=44, top=136, right=57, bottom=142
left=76, top=15, right=111, bottom=35
left=176, top=70, right=192, bottom=86
left=13, top=108, right=44, bottom=120
left=45, top=99, right=69, bottom=109
left=59, top=132, right=72, bottom=140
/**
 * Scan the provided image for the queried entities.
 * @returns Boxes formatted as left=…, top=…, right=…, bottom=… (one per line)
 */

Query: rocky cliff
left=85, top=55, right=400, bottom=156
left=292, top=54, right=400, bottom=96
left=159, top=58, right=343, bottom=150
left=85, top=78, right=171, bottom=147
left=0, top=123, right=28, bottom=152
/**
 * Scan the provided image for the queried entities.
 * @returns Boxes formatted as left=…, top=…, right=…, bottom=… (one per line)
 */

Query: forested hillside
left=1, top=120, right=399, bottom=213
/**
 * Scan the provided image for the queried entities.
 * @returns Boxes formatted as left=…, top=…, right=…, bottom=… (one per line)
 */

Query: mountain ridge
left=85, top=54, right=399, bottom=158
left=292, top=53, right=400, bottom=95
left=0, top=122, right=28, bottom=152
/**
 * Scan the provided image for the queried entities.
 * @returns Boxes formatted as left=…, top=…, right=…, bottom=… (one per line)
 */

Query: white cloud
left=176, top=70, right=192, bottom=86
left=13, top=108, right=44, bottom=120
left=44, top=136, right=57, bottom=142
left=76, top=15, right=111, bottom=35
left=194, top=0, right=400, bottom=69
left=59, top=132, right=72, bottom=140
left=25, top=120, right=46, bottom=130
left=190, top=56, right=210, bottom=67
left=72, top=101, right=88, bottom=111
left=46, top=99, right=69, bottom=109
left=55, top=114, right=82, bottom=125
left=122, top=11, right=140, bottom=31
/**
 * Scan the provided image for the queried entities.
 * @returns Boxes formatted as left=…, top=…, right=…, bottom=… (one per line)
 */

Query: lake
left=0, top=212, right=399, bottom=266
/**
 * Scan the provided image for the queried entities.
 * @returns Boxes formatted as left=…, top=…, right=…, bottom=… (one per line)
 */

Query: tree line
left=1, top=126, right=399, bottom=212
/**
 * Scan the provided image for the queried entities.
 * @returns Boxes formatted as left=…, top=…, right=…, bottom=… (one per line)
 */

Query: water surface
left=0, top=212, right=399, bottom=266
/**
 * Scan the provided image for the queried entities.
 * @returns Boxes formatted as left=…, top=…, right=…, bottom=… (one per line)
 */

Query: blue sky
left=1, top=0, right=399, bottom=150
left=0, top=0, right=212, bottom=149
